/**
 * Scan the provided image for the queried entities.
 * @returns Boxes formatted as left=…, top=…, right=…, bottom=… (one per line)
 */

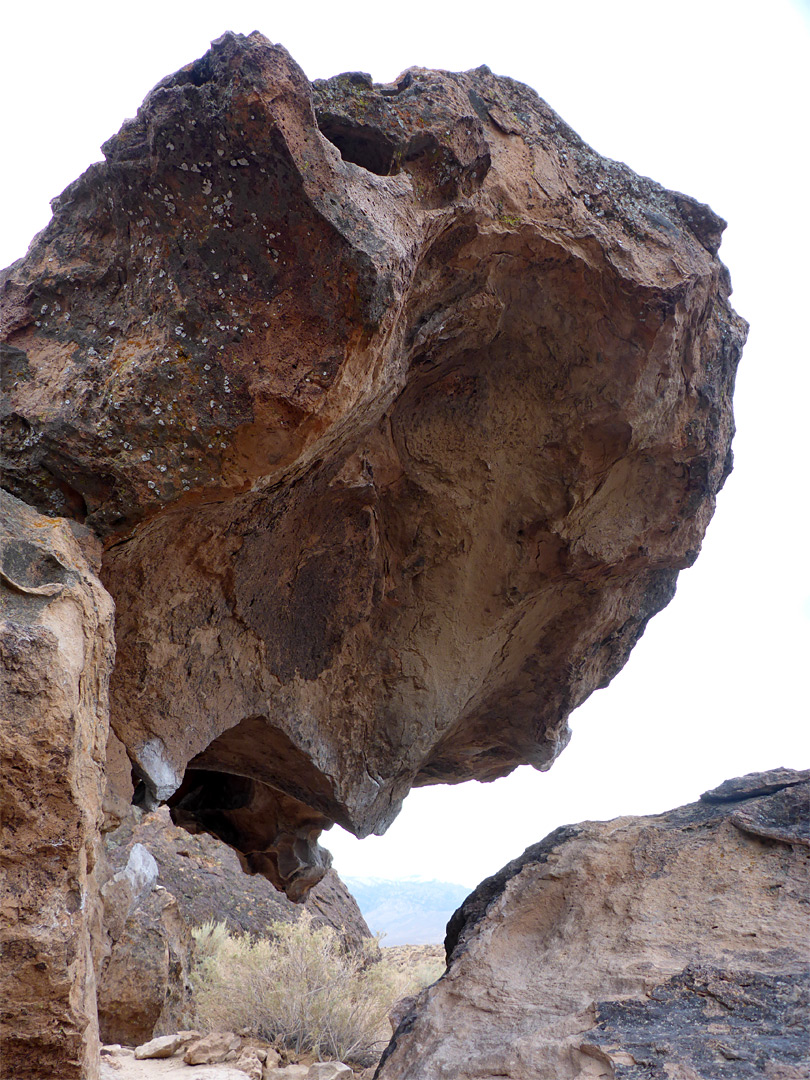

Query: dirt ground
left=100, top=1047, right=251, bottom=1080
left=98, top=944, right=443, bottom=1079
left=100, top=1045, right=372, bottom=1080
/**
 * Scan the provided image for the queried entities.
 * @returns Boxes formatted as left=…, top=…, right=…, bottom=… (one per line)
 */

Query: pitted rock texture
left=0, top=490, right=116, bottom=1080
left=0, top=32, right=746, bottom=896
left=375, top=769, right=810, bottom=1080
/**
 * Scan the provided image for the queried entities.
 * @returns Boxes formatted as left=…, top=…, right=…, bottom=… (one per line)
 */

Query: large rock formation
left=0, top=490, right=115, bottom=1080
left=0, top=31, right=747, bottom=901
left=376, top=769, right=810, bottom=1079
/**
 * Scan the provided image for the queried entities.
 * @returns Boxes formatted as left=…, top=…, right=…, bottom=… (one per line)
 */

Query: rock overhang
left=0, top=31, right=748, bottom=898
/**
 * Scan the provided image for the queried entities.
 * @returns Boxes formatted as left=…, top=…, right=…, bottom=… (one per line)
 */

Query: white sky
left=2, top=0, right=808, bottom=888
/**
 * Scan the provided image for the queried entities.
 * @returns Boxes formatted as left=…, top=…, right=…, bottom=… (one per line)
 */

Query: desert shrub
left=192, top=918, right=231, bottom=963
left=190, top=913, right=440, bottom=1064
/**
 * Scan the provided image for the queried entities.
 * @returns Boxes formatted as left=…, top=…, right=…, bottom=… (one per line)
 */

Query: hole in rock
left=56, top=480, right=87, bottom=522
left=187, top=56, right=214, bottom=86
left=130, top=768, right=148, bottom=808
left=317, top=116, right=399, bottom=175
left=168, top=769, right=331, bottom=902
left=163, top=716, right=339, bottom=901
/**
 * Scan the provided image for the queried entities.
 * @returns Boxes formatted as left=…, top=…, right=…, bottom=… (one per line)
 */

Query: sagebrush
left=190, top=914, right=443, bottom=1064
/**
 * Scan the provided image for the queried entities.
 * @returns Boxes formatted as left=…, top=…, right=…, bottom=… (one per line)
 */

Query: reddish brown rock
left=376, top=770, right=810, bottom=1080
left=0, top=490, right=115, bottom=1080
left=0, top=33, right=746, bottom=897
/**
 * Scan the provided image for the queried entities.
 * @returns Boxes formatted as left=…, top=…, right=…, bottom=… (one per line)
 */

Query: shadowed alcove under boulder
left=166, top=716, right=339, bottom=901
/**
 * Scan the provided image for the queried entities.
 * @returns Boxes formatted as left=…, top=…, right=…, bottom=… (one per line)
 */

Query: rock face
left=1, top=33, right=745, bottom=897
left=92, top=804, right=370, bottom=1046
left=95, top=840, right=195, bottom=1046
left=0, top=490, right=115, bottom=1080
left=376, top=769, right=810, bottom=1079
left=103, top=806, right=372, bottom=949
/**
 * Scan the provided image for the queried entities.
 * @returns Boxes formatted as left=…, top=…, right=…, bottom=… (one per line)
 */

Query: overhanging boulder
left=0, top=32, right=746, bottom=898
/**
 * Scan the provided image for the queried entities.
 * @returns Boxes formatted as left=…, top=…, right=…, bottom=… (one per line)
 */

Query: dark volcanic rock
left=701, top=767, right=810, bottom=802
left=588, top=966, right=809, bottom=1079
left=377, top=770, right=810, bottom=1080
left=1, top=33, right=746, bottom=901
left=104, top=807, right=371, bottom=948
left=728, top=782, right=810, bottom=847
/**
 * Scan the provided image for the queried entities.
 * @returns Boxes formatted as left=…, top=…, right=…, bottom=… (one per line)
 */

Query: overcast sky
left=2, top=0, right=807, bottom=887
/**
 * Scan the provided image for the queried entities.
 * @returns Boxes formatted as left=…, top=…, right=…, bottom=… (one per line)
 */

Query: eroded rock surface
left=0, top=32, right=746, bottom=895
left=95, top=839, right=195, bottom=1047
left=0, top=490, right=116, bottom=1080
left=376, top=769, right=810, bottom=1079
left=103, top=806, right=372, bottom=950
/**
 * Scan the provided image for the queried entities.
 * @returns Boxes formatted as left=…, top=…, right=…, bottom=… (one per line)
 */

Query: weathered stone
left=728, top=782, right=810, bottom=847
left=102, top=726, right=137, bottom=829
left=96, top=879, right=194, bottom=1045
left=376, top=769, right=810, bottom=1079
left=388, top=992, right=421, bottom=1036
left=1, top=32, right=745, bottom=898
left=0, top=490, right=115, bottom=1080
left=261, top=1045, right=280, bottom=1067
left=99, top=841, right=159, bottom=942
left=307, top=1063, right=353, bottom=1079
left=235, top=1048, right=266, bottom=1079
left=104, top=806, right=372, bottom=949
left=184, top=1031, right=243, bottom=1065
left=701, top=766, right=810, bottom=802
left=134, top=1030, right=201, bottom=1058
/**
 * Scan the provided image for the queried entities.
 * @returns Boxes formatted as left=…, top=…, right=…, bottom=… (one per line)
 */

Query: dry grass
left=190, top=914, right=443, bottom=1065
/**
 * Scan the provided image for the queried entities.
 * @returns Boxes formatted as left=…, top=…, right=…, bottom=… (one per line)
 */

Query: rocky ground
left=98, top=945, right=444, bottom=1080
left=99, top=1044, right=367, bottom=1080
left=100, top=1047, right=249, bottom=1080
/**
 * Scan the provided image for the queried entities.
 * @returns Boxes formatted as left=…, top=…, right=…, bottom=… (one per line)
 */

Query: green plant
left=190, top=914, right=439, bottom=1065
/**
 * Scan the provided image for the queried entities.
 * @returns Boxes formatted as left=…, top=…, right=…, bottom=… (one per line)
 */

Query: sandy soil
left=100, top=1047, right=250, bottom=1080
left=99, top=1046, right=368, bottom=1080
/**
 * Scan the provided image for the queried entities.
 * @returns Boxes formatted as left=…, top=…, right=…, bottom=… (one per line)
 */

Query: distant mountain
left=344, top=877, right=472, bottom=946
